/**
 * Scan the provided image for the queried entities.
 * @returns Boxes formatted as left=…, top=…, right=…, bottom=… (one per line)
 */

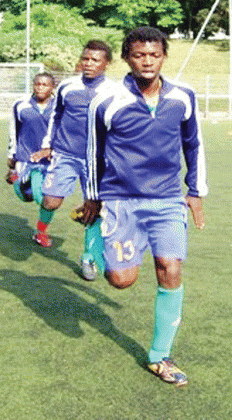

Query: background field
left=0, top=115, right=232, bottom=420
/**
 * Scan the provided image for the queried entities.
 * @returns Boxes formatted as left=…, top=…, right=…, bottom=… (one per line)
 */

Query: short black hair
left=33, top=72, right=55, bottom=86
left=121, top=27, right=168, bottom=59
left=82, top=40, right=112, bottom=62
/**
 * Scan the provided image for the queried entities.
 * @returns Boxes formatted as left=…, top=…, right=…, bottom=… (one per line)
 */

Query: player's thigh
left=101, top=200, right=148, bottom=281
left=42, top=153, right=81, bottom=198
left=147, top=199, right=187, bottom=261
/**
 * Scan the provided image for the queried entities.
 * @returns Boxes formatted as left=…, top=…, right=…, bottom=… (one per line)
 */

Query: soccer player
left=30, top=40, right=114, bottom=279
left=6, top=73, right=55, bottom=204
left=82, top=27, right=208, bottom=386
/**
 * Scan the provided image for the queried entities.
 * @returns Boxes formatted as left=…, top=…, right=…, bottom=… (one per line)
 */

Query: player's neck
left=136, top=76, right=162, bottom=99
left=35, top=98, right=50, bottom=106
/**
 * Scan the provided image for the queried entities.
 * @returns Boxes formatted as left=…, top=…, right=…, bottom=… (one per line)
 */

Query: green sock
left=39, top=205, right=55, bottom=224
left=82, top=218, right=105, bottom=274
left=148, top=285, right=184, bottom=363
left=31, top=169, right=43, bottom=205
left=13, top=180, right=27, bottom=202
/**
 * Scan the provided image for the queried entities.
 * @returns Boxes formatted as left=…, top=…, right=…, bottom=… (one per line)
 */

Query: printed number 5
left=44, top=173, right=54, bottom=189
left=113, top=240, right=135, bottom=262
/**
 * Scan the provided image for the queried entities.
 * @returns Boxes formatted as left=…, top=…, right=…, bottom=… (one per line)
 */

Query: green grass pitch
left=0, top=118, right=231, bottom=419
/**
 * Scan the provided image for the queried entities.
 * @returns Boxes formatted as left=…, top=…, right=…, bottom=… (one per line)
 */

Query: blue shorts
left=42, top=152, right=88, bottom=198
left=100, top=198, right=188, bottom=272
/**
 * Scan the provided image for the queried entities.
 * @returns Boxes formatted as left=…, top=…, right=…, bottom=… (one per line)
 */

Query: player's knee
left=155, top=257, right=181, bottom=288
left=166, top=262, right=180, bottom=279
left=105, top=267, right=139, bottom=289
left=43, top=195, right=63, bottom=210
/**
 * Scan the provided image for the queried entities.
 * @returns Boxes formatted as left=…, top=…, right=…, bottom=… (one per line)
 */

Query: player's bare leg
left=106, top=266, right=139, bottom=289
left=155, top=257, right=181, bottom=289
left=43, top=195, right=64, bottom=210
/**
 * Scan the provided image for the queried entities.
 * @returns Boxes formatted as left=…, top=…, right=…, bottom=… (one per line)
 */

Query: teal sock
left=31, top=169, right=43, bottom=205
left=13, top=180, right=27, bottom=202
left=148, top=285, right=184, bottom=363
left=39, top=205, right=55, bottom=224
left=82, top=218, right=105, bottom=274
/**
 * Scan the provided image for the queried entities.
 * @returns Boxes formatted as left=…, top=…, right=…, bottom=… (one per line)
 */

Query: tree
left=81, top=0, right=183, bottom=33
left=0, top=0, right=43, bottom=15
left=195, top=0, right=229, bottom=37
left=0, top=0, right=183, bottom=34
left=0, top=0, right=84, bottom=15
left=178, top=0, right=229, bottom=37
left=0, top=2, right=121, bottom=69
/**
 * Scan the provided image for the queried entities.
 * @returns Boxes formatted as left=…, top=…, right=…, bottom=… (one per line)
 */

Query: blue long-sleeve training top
left=87, top=74, right=208, bottom=200
left=41, top=74, right=115, bottom=160
left=8, top=95, right=54, bottom=163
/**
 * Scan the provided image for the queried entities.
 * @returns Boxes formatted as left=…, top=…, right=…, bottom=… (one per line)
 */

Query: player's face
left=81, top=49, right=109, bottom=79
left=33, top=76, right=54, bottom=103
left=125, top=41, right=166, bottom=81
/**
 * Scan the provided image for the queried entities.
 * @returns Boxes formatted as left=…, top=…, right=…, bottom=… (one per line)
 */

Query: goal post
left=0, top=62, right=44, bottom=117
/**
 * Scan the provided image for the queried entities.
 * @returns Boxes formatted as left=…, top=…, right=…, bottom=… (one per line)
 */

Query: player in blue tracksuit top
left=30, top=40, right=114, bottom=279
left=83, top=27, right=208, bottom=386
left=6, top=73, right=55, bottom=204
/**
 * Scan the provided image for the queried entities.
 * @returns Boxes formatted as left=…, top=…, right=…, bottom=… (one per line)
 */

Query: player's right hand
left=70, top=200, right=102, bottom=226
left=30, top=148, right=52, bottom=163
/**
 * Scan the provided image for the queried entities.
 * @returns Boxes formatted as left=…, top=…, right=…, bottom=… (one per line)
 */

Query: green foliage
left=195, top=8, right=221, bottom=39
left=0, top=0, right=28, bottom=15
left=154, top=1, right=183, bottom=29
left=195, top=0, right=229, bottom=39
left=178, top=0, right=229, bottom=38
left=0, top=3, right=86, bottom=70
left=0, top=3, right=122, bottom=70
left=82, top=0, right=183, bottom=33
left=217, top=39, right=229, bottom=51
left=0, top=0, right=229, bottom=37
left=2, top=3, right=87, bottom=35
left=0, top=0, right=43, bottom=15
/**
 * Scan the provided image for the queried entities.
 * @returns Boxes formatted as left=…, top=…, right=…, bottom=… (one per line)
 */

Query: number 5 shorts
left=42, top=152, right=88, bottom=198
left=100, top=197, right=188, bottom=272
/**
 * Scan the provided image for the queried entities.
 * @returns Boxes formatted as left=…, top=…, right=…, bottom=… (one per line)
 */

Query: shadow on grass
left=0, top=213, right=83, bottom=276
left=0, top=269, right=148, bottom=367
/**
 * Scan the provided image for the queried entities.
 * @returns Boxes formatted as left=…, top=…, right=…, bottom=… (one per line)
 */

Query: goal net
left=0, top=62, right=44, bottom=117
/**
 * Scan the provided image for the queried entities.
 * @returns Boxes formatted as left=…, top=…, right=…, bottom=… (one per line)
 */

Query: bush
left=0, top=3, right=123, bottom=70
left=217, top=40, right=229, bottom=51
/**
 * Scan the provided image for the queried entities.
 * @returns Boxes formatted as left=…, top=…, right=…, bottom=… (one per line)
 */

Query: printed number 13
left=113, top=240, right=135, bottom=262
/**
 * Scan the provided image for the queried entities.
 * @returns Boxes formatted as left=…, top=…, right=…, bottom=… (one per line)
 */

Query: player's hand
left=30, top=148, right=52, bottom=163
left=6, top=169, right=18, bottom=184
left=70, top=200, right=102, bottom=226
left=186, top=195, right=205, bottom=230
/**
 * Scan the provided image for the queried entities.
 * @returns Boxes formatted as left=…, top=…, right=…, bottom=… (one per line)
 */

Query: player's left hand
left=186, top=195, right=205, bottom=230
left=70, top=200, right=102, bottom=226
left=7, top=158, right=16, bottom=169
left=6, top=169, right=18, bottom=184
